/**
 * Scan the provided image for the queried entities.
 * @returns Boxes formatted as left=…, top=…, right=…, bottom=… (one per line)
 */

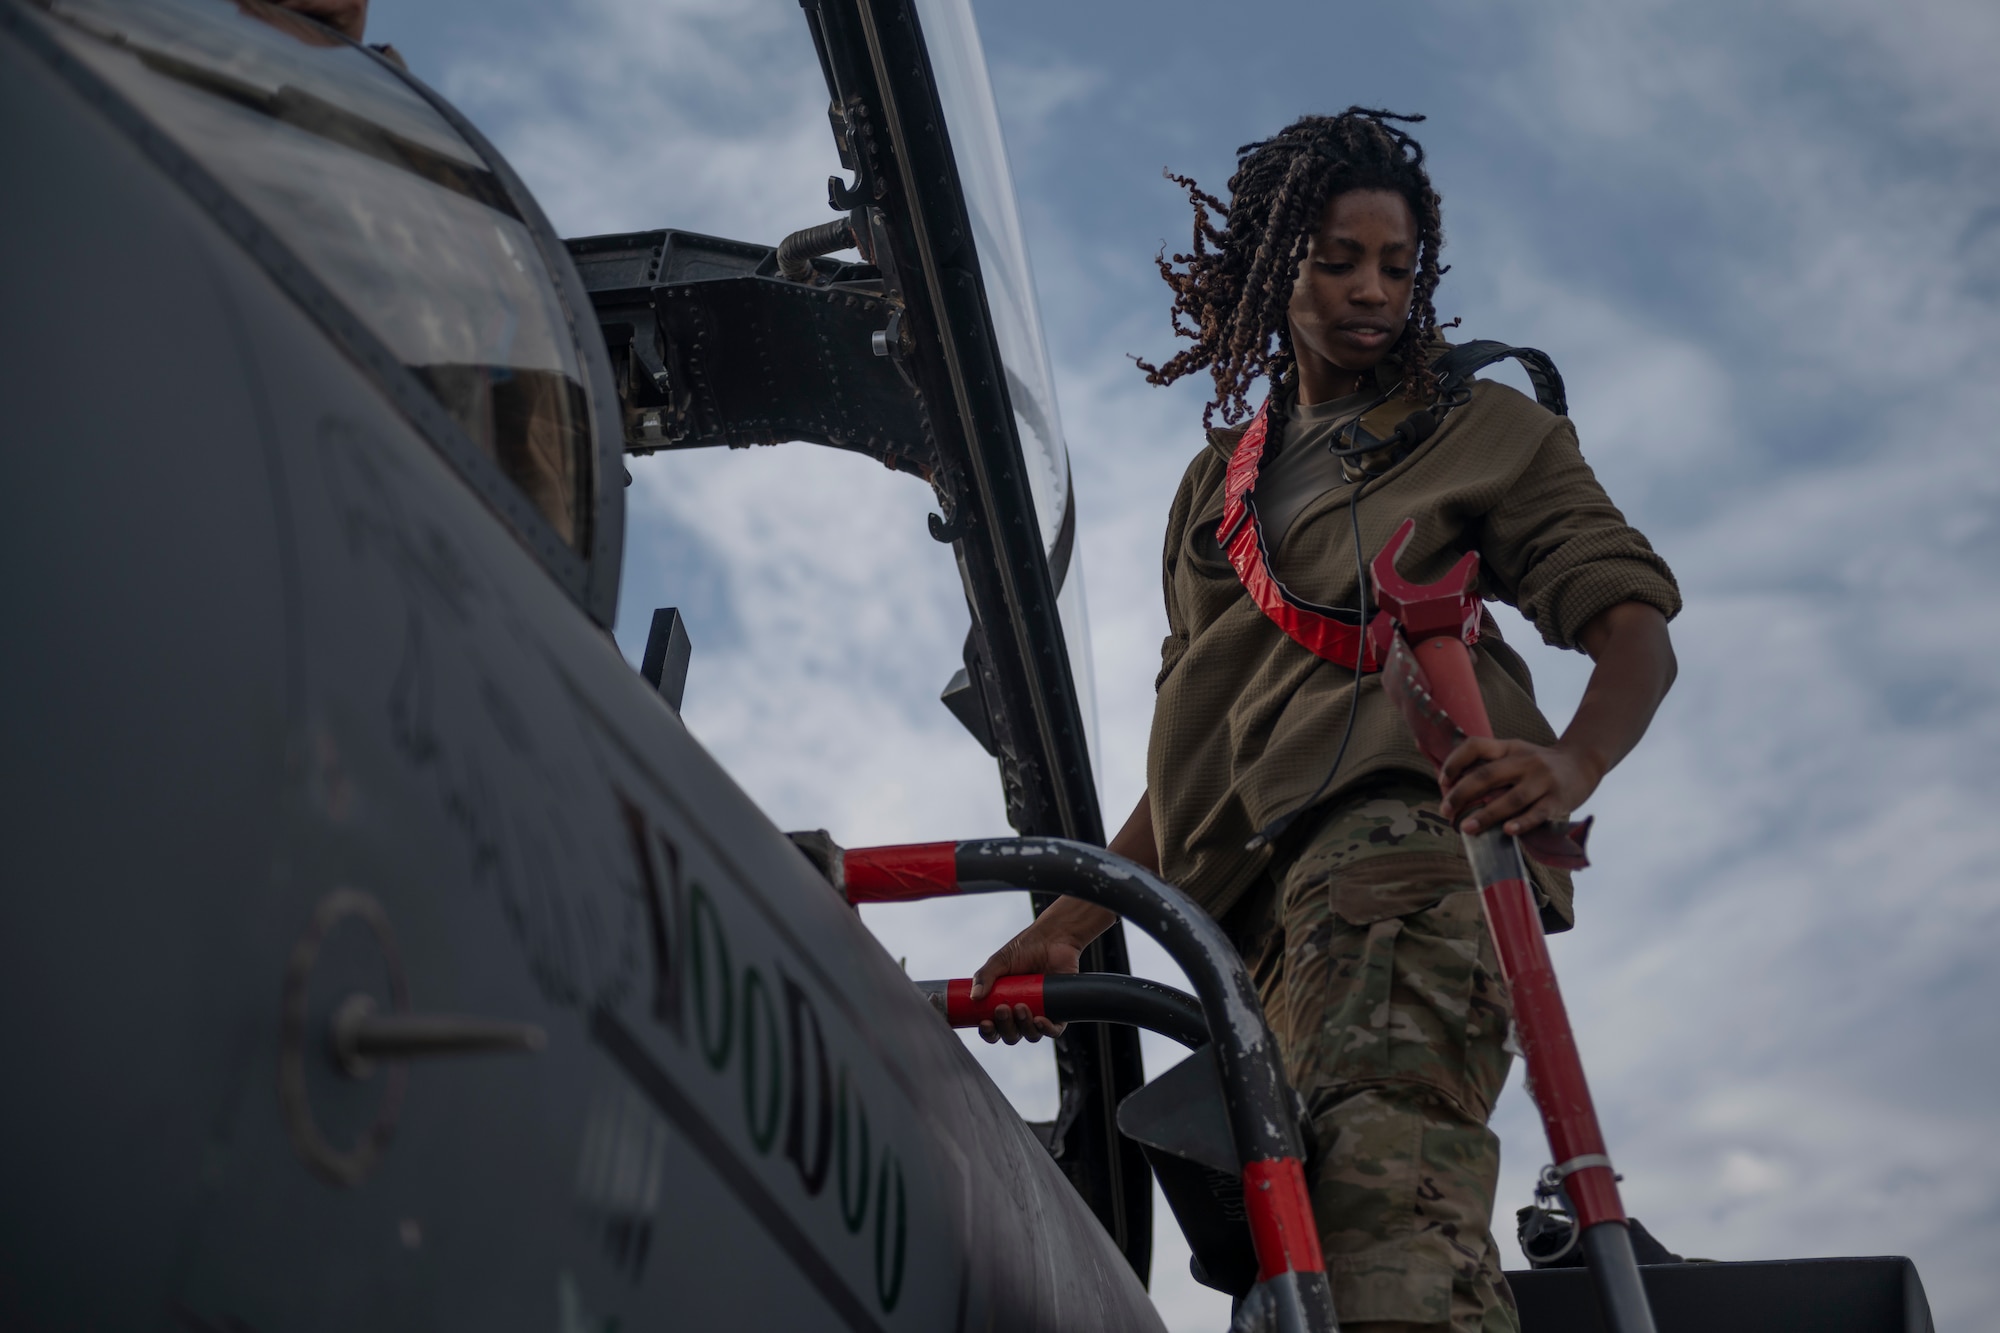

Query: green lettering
left=873, top=1149, right=907, bottom=1313
left=688, top=884, right=733, bottom=1071
left=835, top=1067, right=871, bottom=1234
left=741, top=968, right=783, bottom=1153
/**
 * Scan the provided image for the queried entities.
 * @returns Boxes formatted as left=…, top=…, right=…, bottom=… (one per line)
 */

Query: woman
left=972, top=108, right=1680, bottom=1332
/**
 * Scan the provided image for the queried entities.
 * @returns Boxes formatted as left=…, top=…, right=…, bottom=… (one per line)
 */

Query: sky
left=373, top=0, right=2000, bottom=1326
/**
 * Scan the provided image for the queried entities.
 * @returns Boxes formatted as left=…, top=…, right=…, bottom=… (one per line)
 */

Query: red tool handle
left=1477, top=853, right=1625, bottom=1229
left=1420, top=634, right=1626, bottom=1230
left=1413, top=633, right=1492, bottom=740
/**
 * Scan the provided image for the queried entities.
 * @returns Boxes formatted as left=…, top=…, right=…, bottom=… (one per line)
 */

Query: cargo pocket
left=1456, top=898, right=1514, bottom=1122
left=1309, top=912, right=1401, bottom=1092
left=1308, top=1084, right=1455, bottom=1326
left=1384, top=885, right=1513, bottom=1122
left=1314, top=851, right=1505, bottom=1120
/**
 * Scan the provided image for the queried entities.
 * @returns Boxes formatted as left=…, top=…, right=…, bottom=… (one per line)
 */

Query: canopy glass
left=912, top=0, right=1101, bottom=781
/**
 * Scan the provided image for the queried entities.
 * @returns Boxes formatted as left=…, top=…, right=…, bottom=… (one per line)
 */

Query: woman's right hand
left=971, top=794, right=1148, bottom=1045
left=968, top=896, right=1118, bottom=1044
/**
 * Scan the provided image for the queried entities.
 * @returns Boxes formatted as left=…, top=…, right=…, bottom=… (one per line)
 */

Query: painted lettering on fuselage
left=608, top=796, right=909, bottom=1319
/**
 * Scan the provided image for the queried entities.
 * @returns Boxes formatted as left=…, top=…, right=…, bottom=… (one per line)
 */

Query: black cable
left=1246, top=469, right=1372, bottom=852
left=1242, top=381, right=1470, bottom=853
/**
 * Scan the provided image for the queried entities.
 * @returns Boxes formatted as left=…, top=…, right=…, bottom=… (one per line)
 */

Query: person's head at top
left=1137, top=108, right=1446, bottom=421
left=264, top=0, right=369, bottom=42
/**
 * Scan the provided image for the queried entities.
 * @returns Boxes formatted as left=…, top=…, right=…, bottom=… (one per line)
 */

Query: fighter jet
left=0, top=0, right=1935, bottom=1329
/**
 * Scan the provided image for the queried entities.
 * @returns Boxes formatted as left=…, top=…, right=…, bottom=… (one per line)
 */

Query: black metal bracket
left=563, top=228, right=952, bottom=489
left=640, top=607, right=692, bottom=713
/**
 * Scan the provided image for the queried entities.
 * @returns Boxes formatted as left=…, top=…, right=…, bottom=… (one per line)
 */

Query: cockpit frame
left=9, top=0, right=628, bottom=628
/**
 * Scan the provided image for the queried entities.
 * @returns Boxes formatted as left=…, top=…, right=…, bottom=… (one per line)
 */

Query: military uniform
left=1149, top=358, right=1680, bottom=1330
left=1223, top=781, right=1518, bottom=1329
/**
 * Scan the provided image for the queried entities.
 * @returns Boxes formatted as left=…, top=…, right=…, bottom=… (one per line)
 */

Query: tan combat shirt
left=1148, top=367, right=1682, bottom=927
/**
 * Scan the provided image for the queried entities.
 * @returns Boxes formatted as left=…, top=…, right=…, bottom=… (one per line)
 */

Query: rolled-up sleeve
left=1479, top=418, right=1682, bottom=648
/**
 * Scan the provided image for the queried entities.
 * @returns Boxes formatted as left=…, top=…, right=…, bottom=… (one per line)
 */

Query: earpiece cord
left=1325, top=381, right=1470, bottom=461
left=1245, top=469, right=1373, bottom=852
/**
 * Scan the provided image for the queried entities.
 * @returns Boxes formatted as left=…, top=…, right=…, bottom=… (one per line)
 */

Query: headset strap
left=1431, top=340, right=1567, bottom=414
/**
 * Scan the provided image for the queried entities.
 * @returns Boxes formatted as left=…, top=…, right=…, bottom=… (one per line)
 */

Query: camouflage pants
left=1223, top=779, right=1519, bottom=1332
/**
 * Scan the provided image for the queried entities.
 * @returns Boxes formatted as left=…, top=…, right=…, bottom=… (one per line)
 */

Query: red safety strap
left=1218, top=400, right=1475, bottom=670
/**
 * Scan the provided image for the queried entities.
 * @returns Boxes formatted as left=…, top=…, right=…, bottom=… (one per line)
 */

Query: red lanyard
left=1216, top=399, right=1476, bottom=671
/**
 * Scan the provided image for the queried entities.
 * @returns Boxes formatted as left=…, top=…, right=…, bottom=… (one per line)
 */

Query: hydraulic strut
left=1370, top=519, right=1658, bottom=1333
left=837, top=840, right=1338, bottom=1333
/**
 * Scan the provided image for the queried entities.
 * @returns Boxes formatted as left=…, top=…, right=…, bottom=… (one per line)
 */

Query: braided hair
left=1136, top=108, right=1448, bottom=427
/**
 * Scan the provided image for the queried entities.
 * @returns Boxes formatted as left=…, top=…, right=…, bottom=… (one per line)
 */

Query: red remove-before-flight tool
left=1370, top=518, right=1658, bottom=1333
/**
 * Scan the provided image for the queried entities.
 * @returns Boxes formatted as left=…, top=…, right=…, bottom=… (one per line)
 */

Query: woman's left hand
left=1437, top=737, right=1602, bottom=836
left=1438, top=601, right=1678, bottom=837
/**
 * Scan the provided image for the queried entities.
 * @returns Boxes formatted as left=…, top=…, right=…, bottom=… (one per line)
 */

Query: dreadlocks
left=1136, top=108, right=1448, bottom=427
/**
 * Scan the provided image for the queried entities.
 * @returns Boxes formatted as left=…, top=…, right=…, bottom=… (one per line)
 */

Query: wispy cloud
left=435, top=0, right=842, bottom=239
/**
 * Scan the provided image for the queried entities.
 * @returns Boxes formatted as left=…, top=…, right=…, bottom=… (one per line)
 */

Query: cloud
left=1791, top=0, right=2000, bottom=146
left=436, top=0, right=842, bottom=241
left=989, top=57, right=1104, bottom=150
